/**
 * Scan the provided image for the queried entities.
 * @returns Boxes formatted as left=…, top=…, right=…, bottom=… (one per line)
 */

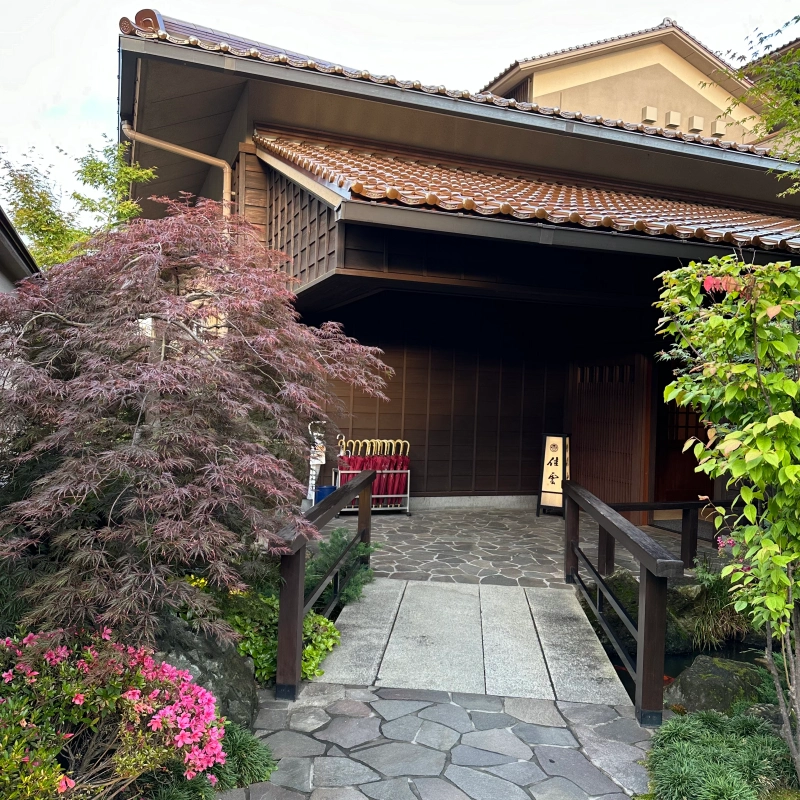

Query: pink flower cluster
left=1, top=630, right=227, bottom=787
left=123, top=648, right=226, bottom=779
left=717, top=537, right=736, bottom=551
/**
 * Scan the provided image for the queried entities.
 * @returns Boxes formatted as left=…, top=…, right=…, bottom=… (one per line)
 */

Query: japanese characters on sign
left=537, top=434, right=570, bottom=514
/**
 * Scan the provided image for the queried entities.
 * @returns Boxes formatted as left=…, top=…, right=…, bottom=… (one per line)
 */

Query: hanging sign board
left=537, top=434, right=570, bottom=515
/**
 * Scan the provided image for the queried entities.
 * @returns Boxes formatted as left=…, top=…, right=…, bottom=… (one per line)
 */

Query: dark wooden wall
left=568, top=355, right=653, bottom=522
left=340, top=224, right=659, bottom=302
left=330, top=343, right=566, bottom=496
left=235, top=145, right=268, bottom=241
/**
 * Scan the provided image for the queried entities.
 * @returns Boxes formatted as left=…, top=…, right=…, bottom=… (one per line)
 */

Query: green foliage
left=724, top=16, right=800, bottom=195
left=213, top=589, right=340, bottom=684
left=692, top=558, right=751, bottom=649
left=305, top=527, right=377, bottom=609
left=1, top=137, right=154, bottom=267
left=647, top=710, right=797, bottom=800
left=657, top=254, right=800, bottom=771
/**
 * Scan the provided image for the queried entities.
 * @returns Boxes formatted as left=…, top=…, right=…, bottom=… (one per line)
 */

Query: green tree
left=1, top=137, right=155, bottom=268
left=726, top=16, right=800, bottom=193
left=657, top=254, right=800, bottom=777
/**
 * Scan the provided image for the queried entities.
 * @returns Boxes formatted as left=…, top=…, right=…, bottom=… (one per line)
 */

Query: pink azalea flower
left=2, top=670, right=12, bottom=683
left=57, top=775, right=76, bottom=794
left=72, top=693, right=85, bottom=706
left=208, top=775, right=218, bottom=786
left=101, top=627, right=112, bottom=641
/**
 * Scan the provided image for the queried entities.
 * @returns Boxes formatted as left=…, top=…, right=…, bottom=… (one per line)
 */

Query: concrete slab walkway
left=318, top=579, right=630, bottom=707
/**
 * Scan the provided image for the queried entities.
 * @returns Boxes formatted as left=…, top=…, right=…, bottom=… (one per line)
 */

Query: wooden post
left=680, top=507, right=699, bottom=569
left=358, top=483, right=372, bottom=566
left=275, top=542, right=306, bottom=700
left=598, top=525, right=616, bottom=576
left=564, top=491, right=579, bottom=583
left=635, top=565, right=667, bottom=726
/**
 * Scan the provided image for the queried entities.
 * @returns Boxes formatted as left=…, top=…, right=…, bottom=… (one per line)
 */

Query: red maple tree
left=0, top=200, right=388, bottom=641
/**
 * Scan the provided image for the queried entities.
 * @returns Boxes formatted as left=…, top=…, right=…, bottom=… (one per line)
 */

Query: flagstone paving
left=234, top=683, right=650, bottom=800
left=333, top=510, right=720, bottom=586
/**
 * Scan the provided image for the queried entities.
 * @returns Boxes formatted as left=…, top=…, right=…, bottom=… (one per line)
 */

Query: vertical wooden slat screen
left=568, top=355, right=652, bottom=523
left=235, top=159, right=339, bottom=284
left=328, top=345, right=565, bottom=496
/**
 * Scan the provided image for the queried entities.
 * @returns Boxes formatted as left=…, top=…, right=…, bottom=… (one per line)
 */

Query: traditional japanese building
left=0, top=205, right=38, bottom=292
left=117, top=9, right=800, bottom=513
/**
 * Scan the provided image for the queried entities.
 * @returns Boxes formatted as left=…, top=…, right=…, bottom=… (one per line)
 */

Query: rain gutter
left=121, top=120, right=232, bottom=217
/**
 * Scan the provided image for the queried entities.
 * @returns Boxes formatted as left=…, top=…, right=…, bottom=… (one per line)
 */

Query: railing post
left=358, top=482, right=373, bottom=567
left=275, top=542, right=306, bottom=701
left=564, top=489, right=579, bottom=583
left=680, top=507, right=699, bottom=569
left=635, top=564, right=667, bottom=726
left=598, top=525, right=615, bottom=576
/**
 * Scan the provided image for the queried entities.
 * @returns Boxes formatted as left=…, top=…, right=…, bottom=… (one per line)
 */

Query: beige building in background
left=484, top=18, right=762, bottom=144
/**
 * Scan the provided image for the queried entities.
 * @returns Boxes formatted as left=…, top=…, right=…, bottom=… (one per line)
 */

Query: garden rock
left=156, top=614, right=258, bottom=727
left=663, top=654, right=764, bottom=713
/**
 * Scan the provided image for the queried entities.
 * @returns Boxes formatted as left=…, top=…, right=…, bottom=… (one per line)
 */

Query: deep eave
left=118, top=33, right=786, bottom=172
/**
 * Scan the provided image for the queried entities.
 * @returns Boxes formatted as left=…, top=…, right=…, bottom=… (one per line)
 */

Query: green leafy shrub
left=305, top=527, right=377, bottom=609
left=647, top=710, right=797, bottom=800
left=218, top=590, right=340, bottom=684
left=692, top=558, right=751, bottom=650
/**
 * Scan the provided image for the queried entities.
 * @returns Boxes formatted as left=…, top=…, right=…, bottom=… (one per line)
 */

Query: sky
left=1, top=0, right=798, bottom=213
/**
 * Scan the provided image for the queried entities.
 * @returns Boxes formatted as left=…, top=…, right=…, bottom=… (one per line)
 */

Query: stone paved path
left=333, top=510, right=720, bottom=586
left=232, top=682, right=650, bottom=800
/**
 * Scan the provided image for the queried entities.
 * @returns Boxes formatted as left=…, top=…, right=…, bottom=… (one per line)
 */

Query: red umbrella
left=373, top=441, right=393, bottom=508
left=388, top=439, right=409, bottom=507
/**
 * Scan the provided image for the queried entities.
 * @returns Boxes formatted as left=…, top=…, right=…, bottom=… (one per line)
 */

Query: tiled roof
left=253, top=130, right=800, bottom=252
left=119, top=9, right=781, bottom=160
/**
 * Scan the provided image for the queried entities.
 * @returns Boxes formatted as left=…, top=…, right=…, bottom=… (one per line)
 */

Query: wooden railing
left=564, top=481, right=684, bottom=726
left=275, top=469, right=376, bottom=701
left=610, top=500, right=706, bottom=569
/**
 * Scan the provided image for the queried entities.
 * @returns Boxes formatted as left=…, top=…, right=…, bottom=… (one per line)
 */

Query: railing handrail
left=278, top=469, right=377, bottom=553
left=610, top=500, right=708, bottom=511
left=610, top=499, right=740, bottom=512
left=564, top=481, right=684, bottom=578
left=275, top=469, right=376, bottom=701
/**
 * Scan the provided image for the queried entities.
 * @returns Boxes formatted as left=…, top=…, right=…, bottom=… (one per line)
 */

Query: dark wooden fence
left=275, top=469, right=377, bottom=701
left=564, top=481, right=684, bottom=726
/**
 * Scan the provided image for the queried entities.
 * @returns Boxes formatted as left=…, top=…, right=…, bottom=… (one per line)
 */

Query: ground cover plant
left=643, top=710, right=797, bottom=800
left=186, top=576, right=340, bottom=684
left=0, top=199, right=389, bottom=644
left=657, top=254, right=800, bottom=778
left=0, top=628, right=272, bottom=799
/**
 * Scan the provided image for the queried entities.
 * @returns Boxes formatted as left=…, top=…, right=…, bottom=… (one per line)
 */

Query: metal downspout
left=121, top=121, right=232, bottom=217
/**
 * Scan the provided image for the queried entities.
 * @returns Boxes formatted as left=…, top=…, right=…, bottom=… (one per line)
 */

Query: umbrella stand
left=332, top=437, right=411, bottom=514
